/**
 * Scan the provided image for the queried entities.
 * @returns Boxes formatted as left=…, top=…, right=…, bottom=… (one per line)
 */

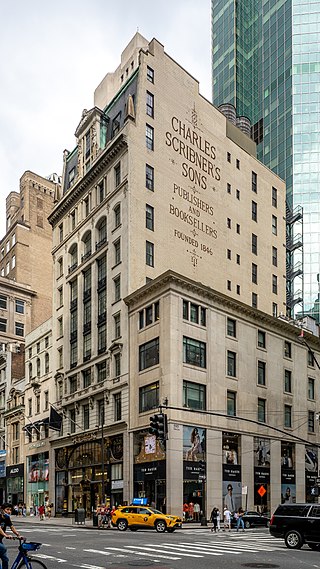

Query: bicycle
left=8, top=538, right=47, bottom=569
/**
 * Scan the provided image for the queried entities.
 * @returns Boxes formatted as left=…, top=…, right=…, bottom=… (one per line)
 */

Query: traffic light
left=149, top=413, right=167, bottom=442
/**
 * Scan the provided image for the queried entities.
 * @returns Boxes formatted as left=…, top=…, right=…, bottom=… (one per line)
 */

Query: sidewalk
left=13, top=515, right=207, bottom=530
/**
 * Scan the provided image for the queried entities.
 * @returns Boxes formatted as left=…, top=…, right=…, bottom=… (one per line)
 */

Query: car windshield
left=148, top=507, right=164, bottom=515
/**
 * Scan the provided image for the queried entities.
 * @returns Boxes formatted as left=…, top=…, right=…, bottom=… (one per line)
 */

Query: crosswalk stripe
left=149, top=544, right=226, bottom=556
left=188, top=540, right=274, bottom=552
left=177, top=542, right=259, bottom=553
left=125, top=545, right=203, bottom=557
left=96, top=547, right=181, bottom=561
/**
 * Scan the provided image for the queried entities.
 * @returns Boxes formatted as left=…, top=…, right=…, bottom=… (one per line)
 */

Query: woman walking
left=210, top=507, right=218, bottom=532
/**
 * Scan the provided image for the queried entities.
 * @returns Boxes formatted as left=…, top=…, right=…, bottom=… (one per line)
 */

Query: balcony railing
left=96, top=237, right=107, bottom=251
left=81, top=250, right=92, bottom=263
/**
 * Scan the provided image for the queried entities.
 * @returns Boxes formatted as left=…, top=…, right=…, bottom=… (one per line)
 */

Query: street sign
left=258, top=485, right=267, bottom=497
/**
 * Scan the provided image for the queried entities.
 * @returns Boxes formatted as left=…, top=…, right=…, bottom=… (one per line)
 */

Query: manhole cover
left=242, top=564, right=279, bottom=569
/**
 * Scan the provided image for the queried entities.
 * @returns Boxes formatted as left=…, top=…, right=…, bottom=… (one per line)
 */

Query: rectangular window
left=272, top=215, right=277, bottom=235
left=15, top=322, right=24, bottom=337
left=83, top=368, right=91, bottom=388
left=139, top=381, right=159, bottom=413
left=227, top=217, right=231, bottom=228
left=97, top=361, right=106, bottom=382
left=98, top=323, right=106, bottom=354
left=227, top=280, right=231, bottom=291
left=59, top=223, right=63, bottom=242
left=272, top=302, right=278, bottom=317
left=227, top=152, right=231, bottom=162
left=227, top=390, right=236, bottom=416
left=114, top=239, right=121, bottom=265
left=236, top=223, right=240, bottom=234
left=284, top=369, right=292, bottom=393
left=182, top=300, right=206, bottom=326
left=284, top=341, right=292, bottom=359
left=139, top=301, right=160, bottom=329
left=252, top=292, right=258, bottom=308
left=139, top=337, right=159, bottom=371
left=147, top=66, right=154, bottom=83
left=236, top=189, right=240, bottom=200
left=114, top=353, right=121, bottom=378
left=258, top=398, right=266, bottom=423
left=146, top=91, right=154, bottom=117
left=0, top=318, right=7, bottom=333
left=146, top=204, right=154, bottom=230
left=272, top=246, right=278, bottom=267
left=258, top=330, right=266, bottom=348
left=111, top=112, right=121, bottom=138
left=284, top=405, right=292, bottom=428
left=308, top=411, right=315, bottom=433
left=252, top=171, right=257, bottom=193
left=146, top=124, right=154, bottom=150
left=236, top=284, right=240, bottom=295
left=258, top=361, right=266, bottom=385
left=227, top=318, right=236, bottom=338
left=114, top=275, right=121, bottom=302
left=0, top=295, right=7, bottom=309
left=252, top=201, right=257, bottom=221
left=69, top=375, right=77, bottom=394
left=83, top=404, right=90, bottom=430
left=146, top=164, right=154, bottom=191
left=252, top=263, right=258, bottom=284
left=115, top=163, right=121, bottom=187
left=227, top=249, right=231, bottom=260
left=44, top=390, right=49, bottom=411
left=183, top=380, right=206, bottom=410
left=252, top=233, right=257, bottom=255
left=227, top=183, right=231, bottom=194
left=308, top=351, right=315, bottom=367
left=146, top=241, right=154, bottom=267
left=272, top=274, right=278, bottom=294
left=114, top=392, right=122, bottom=421
left=236, top=159, right=240, bottom=170
left=70, top=408, right=76, bottom=434
left=227, top=350, right=236, bottom=377
left=114, top=313, right=121, bottom=339
left=183, top=337, right=206, bottom=368
left=272, top=187, right=277, bottom=208
left=308, top=377, right=315, bottom=400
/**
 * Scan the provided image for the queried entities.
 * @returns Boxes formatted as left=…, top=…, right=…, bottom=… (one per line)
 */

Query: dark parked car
left=231, top=510, right=269, bottom=529
left=270, top=503, right=320, bottom=549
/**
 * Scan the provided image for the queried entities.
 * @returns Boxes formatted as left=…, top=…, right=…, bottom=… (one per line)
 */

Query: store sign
left=6, top=463, right=24, bottom=478
left=0, top=462, right=5, bottom=478
left=111, top=480, right=124, bottom=490
left=133, top=461, right=166, bottom=481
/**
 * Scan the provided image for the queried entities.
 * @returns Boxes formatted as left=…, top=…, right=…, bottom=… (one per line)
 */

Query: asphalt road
left=6, top=524, right=320, bottom=569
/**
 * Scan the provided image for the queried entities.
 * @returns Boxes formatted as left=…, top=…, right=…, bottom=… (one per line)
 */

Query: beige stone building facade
left=47, top=33, right=312, bottom=517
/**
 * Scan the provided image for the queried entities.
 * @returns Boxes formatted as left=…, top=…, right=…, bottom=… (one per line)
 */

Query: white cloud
left=0, top=0, right=211, bottom=236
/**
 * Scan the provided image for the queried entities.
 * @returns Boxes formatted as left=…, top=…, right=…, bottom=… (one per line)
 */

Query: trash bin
left=74, top=508, right=85, bottom=524
left=200, top=515, right=207, bottom=526
left=92, top=511, right=99, bottom=527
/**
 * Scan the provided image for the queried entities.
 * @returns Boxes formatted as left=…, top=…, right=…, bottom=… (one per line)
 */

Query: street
left=7, top=523, right=320, bottom=569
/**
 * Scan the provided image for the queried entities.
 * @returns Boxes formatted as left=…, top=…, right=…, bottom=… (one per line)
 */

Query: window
left=236, top=223, right=240, bottom=234
left=272, top=187, right=277, bottom=208
left=252, top=233, right=257, bottom=255
left=97, top=361, right=106, bottom=382
left=58, top=286, right=63, bottom=307
left=114, top=353, right=121, bottom=378
left=227, top=318, right=236, bottom=338
left=227, top=391, right=236, bottom=416
left=258, top=398, right=266, bottom=423
left=28, top=399, right=32, bottom=416
left=69, top=408, right=76, bottom=434
left=258, top=361, right=266, bottom=385
left=252, top=201, right=257, bottom=221
left=308, top=350, right=315, bottom=367
left=139, top=338, right=159, bottom=371
left=146, top=124, right=154, bottom=150
left=45, top=353, right=49, bottom=374
left=147, top=66, right=154, bottom=83
left=183, top=337, right=206, bottom=368
left=114, top=313, right=121, bottom=339
left=146, top=91, right=154, bottom=117
left=146, top=164, right=154, bottom=191
left=36, top=394, right=40, bottom=413
left=139, top=302, right=160, bottom=329
left=97, top=181, right=105, bottom=204
left=284, top=369, right=292, bottom=393
left=227, top=217, right=231, bottom=228
left=252, top=171, right=257, bottom=193
left=139, top=381, right=159, bottom=412
left=227, top=249, right=231, bottom=260
left=272, top=274, right=278, bottom=294
left=70, top=210, right=76, bottom=230
left=272, top=302, right=278, bottom=317
left=83, top=368, right=91, bottom=388
left=236, top=159, right=240, bottom=170
left=114, top=393, right=122, bottom=421
left=58, top=346, right=63, bottom=368
left=183, top=380, right=206, bottom=410
left=258, top=330, right=266, bottom=349
left=59, top=223, right=63, bottom=242
left=113, top=275, right=121, bottom=302
left=146, top=204, right=154, bottom=230
left=11, top=255, right=15, bottom=269
left=115, top=163, right=121, bottom=187
left=182, top=300, right=206, bottom=326
left=227, top=152, right=231, bottom=162
left=308, top=377, right=315, bottom=400
left=308, top=411, right=315, bottom=433
left=83, top=404, right=90, bottom=430
left=227, top=183, right=231, bottom=194
left=69, top=375, right=77, bottom=394
left=252, top=292, right=258, bottom=308
left=236, top=189, right=240, bottom=200
left=114, top=204, right=121, bottom=228
left=15, top=322, right=24, bottom=337
left=227, top=351, right=236, bottom=377
left=252, top=263, right=258, bottom=284
left=272, top=215, right=277, bottom=235
left=13, top=422, right=20, bottom=441
left=284, top=341, right=292, bottom=359
left=44, top=391, right=49, bottom=411
left=0, top=319, right=7, bottom=333
left=146, top=241, right=154, bottom=267
left=37, top=342, right=40, bottom=353
left=236, top=284, right=240, bottom=295
left=284, top=405, right=292, bottom=428
left=114, top=239, right=121, bottom=265
left=227, top=280, right=231, bottom=291
left=0, top=295, right=6, bottom=309
left=272, top=246, right=278, bottom=267
left=111, top=112, right=121, bottom=138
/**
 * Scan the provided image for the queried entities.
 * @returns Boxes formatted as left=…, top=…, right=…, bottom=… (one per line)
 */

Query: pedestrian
left=236, top=507, right=245, bottom=532
left=38, top=504, right=45, bottom=520
left=216, top=508, right=221, bottom=531
left=183, top=502, right=189, bottom=521
left=193, top=502, right=200, bottom=521
left=188, top=502, right=194, bottom=520
left=223, top=506, right=231, bottom=531
left=46, top=503, right=52, bottom=519
left=210, top=507, right=218, bottom=532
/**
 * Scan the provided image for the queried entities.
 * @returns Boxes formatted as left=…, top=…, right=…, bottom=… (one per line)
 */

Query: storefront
left=222, top=432, right=242, bottom=513
left=254, top=437, right=270, bottom=514
left=281, top=441, right=296, bottom=504
left=26, top=451, right=49, bottom=515
left=6, top=463, right=24, bottom=506
left=133, top=431, right=166, bottom=511
left=305, top=445, right=318, bottom=503
left=183, top=425, right=206, bottom=519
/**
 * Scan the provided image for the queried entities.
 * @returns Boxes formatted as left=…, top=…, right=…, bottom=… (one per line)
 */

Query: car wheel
left=308, top=543, right=320, bottom=550
left=167, top=528, right=175, bottom=533
left=244, top=521, right=251, bottom=529
left=155, top=520, right=167, bottom=533
left=117, top=519, right=128, bottom=531
left=285, top=530, right=303, bottom=549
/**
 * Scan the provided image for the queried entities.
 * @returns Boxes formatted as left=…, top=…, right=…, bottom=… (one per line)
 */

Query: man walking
left=236, top=507, right=245, bottom=532
left=223, top=506, right=231, bottom=531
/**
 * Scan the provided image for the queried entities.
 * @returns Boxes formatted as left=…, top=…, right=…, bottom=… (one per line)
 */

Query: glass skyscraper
left=212, top=0, right=320, bottom=320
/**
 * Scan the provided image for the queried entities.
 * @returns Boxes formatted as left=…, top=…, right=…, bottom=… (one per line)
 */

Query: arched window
left=69, top=244, right=78, bottom=272
left=114, top=204, right=121, bottom=228
left=96, top=217, right=107, bottom=249
left=82, top=232, right=92, bottom=261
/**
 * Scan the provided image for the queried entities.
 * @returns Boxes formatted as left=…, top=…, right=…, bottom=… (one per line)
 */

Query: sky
left=0, top=0, right=212, bottom=238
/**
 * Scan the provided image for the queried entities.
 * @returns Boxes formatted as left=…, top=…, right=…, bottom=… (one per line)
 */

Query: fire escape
left=286, top=203, right=304, bottom=318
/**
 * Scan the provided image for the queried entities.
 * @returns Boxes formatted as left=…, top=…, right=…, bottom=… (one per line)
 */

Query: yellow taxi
left=111, top=505, right=182, bottom=533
